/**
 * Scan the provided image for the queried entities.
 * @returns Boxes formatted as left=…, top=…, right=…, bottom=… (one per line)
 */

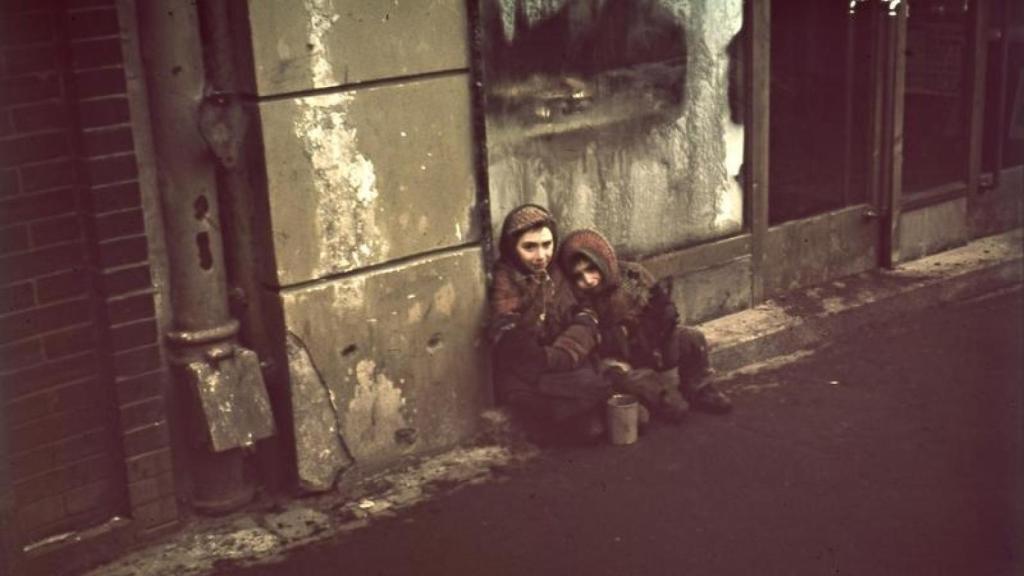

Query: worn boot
left=609, top=367, right=687, bottom=424
left=670, top=327, right=732, bottom=414
left=681, top=378, right=732, bottom=414
left=659, top=386, right=690, bottom=423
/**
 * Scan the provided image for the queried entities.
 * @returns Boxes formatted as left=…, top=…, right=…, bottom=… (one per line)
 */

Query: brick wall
left=1, top=0, right=177, bottom=554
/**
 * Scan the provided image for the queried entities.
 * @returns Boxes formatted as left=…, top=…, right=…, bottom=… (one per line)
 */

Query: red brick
left=132, top=494, right=178, bottom=530
left=90, top=180, right=140, bottom=213
left=19, top=158, right=73, bottom=193
left=30, top=214, right=82, bottom=247
left=114, top=344, right=161, bottom=378
left=95, top=208, right=142, bottom=240
left=0, top=281, right=34, bottom=313
left=121, top=420, right=169, bottom=457
left=0, top=74, right=61, bottom=107
left=1, top=0, right=58, bottom=11
left=137, top=517, right=180, bottom=540
left=98, top=235, right=147, bottom=268
left=70, top=38, right=122, bottom=70
left=6, top=377, right=101, bottom=428
left=17, top=495, right=64, bottom=537
left=0, top=131, right=70, bottom=167
left=81, top=125, right=133, bottom=156
left=114, top=370, right=163, bottom=406
left=0, top=338, right=43, bottom=371
left=36, top=267, right=90, bottom=303
left=100, top=264, right=151, bottom=295
left=0, top=242, right=84, bottom=283
left=10, top=100, right=69, bottom=133
left=3, top=350, right=98, bottom=398
left=0, top=167, right=19, bottom=196
left=119, top=396, right=165, bottom=431
left=86, top=153, right=137, bottom=185
left=3, top=45, right=58, bottom=76
left=43, top=323, right=97, bottom=359
left=64, top=478, right=119, bottom=516
left=67, top=8, right=120, bottom=40
left=0, top=298, right=91, bottom=345
left=110, top=318, right=156, bottom=351
left=69, top=0, right=117, bottom=9
left=127, top=472, right=175, bottom=508
left=9, top=405, right=107, bottom=455
left=0, top=189, right=75, bottom=226
left=9, top=424, right=108, bottom=481
left=124, top=448, right=173, bottom=482
left=14, top=452, right=118, bottom=504
left=106, top=292, right=154, bottom=324
left=0, top=13, right=54, bottom=48
left=77, top=96, right=129, bottom=129
left=74, top=67, right=127, bottom=99
left=0, top=223, right=30, bottom=254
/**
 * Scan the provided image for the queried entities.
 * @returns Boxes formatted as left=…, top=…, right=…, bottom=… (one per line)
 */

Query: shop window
left=902, top=0, right=971, bottom=195
left=769, top=0, right=873, bottom=224
left=982, top=0, right=1024, bottom=180
left=478, top=0, right=745, bottom=256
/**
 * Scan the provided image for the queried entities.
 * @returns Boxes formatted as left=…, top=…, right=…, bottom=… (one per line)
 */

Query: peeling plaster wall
left=292, top=91, right=388, bottom=277
left=243, top=0, right=489, bottom=482
left=256, top=0, right=477, bottom=286
left=280, top=249, right=489, bottom=469
left=484, top=0, right=744, bottom=258
left=247, top=0, right=467, bottom=95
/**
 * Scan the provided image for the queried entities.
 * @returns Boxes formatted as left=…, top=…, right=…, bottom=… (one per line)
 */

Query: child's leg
left=603, top=365, right=687, bottom=424
left=670, top=327, right=733, bottom=414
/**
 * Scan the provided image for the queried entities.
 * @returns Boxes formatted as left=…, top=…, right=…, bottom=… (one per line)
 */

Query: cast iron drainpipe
left=137, top=0, right=274, bottom=514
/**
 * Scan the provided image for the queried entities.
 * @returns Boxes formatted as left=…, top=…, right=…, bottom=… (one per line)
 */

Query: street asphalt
left=229, top=287, right=1023, bottom=576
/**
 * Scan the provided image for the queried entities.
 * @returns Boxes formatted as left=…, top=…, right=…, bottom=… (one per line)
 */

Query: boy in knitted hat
left=559, top=228, right=732, bottom=419
left=489, top=205, right=615, bottom=443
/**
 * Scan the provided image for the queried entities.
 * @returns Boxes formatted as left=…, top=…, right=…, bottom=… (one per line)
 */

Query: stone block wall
left=238, top=0, right=490, bottom=484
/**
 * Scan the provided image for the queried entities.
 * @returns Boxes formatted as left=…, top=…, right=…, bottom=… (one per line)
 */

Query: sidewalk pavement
left=704, top=228, right=1023, bottom=376
left=82, top=229, right=1023, bottom=576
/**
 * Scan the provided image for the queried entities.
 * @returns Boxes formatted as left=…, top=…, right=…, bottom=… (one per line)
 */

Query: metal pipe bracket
left=180, top=346, right=276, bottom=452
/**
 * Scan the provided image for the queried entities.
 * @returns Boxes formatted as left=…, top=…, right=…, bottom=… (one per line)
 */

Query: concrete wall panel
left=673, top=256, right=751, bottom=325
left=764, top=207, right=880, bottom=297
left=898, top=198, right=968, bottom=263
left=259, top=75, right=478, bottom=286
left=764, top=218, right=831, bottom=297
left=970, top=166, right=1023, bottom=239
left=246, top=0, right=468, bottom=96
left=828, top=212, right=879, bottom=280
left=279, top=247, right=489, bottom=469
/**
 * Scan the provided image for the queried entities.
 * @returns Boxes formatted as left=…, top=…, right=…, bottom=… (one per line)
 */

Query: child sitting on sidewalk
left=488, top=205, right=616, bottom=443
left=558, top=228, right=732, bottom=421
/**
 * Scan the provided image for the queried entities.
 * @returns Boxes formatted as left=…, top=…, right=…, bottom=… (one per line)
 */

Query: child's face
left=571, top=256, right=603, bottom=293
left=515, top=226, right=554, bottom=273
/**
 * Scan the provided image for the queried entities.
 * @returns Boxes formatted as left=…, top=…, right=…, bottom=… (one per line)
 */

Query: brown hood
left=498, top=204, right=558, bottom=269
left=559, top=228, right=621, bottom=292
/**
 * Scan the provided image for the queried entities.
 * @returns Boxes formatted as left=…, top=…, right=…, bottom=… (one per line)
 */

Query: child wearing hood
left=488, top=205, right=617, bottom=443
left=559, top=228, right=732, bottom=419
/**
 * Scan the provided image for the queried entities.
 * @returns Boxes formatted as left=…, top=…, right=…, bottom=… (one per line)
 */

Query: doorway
left=764, top=0, right=893, bottom=294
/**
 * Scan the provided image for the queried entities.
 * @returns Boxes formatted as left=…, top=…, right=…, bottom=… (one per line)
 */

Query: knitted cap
left=559, top=228, right=620, bottom=290
left=498, top=204, right=558, bottom=264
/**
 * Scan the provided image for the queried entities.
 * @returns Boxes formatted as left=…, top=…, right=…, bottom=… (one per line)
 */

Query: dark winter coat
left=488, top=206, right=609, bottom=424
left=489, top=204, right=598, bottom=368
left=559, top=229, right=679, bottom=370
